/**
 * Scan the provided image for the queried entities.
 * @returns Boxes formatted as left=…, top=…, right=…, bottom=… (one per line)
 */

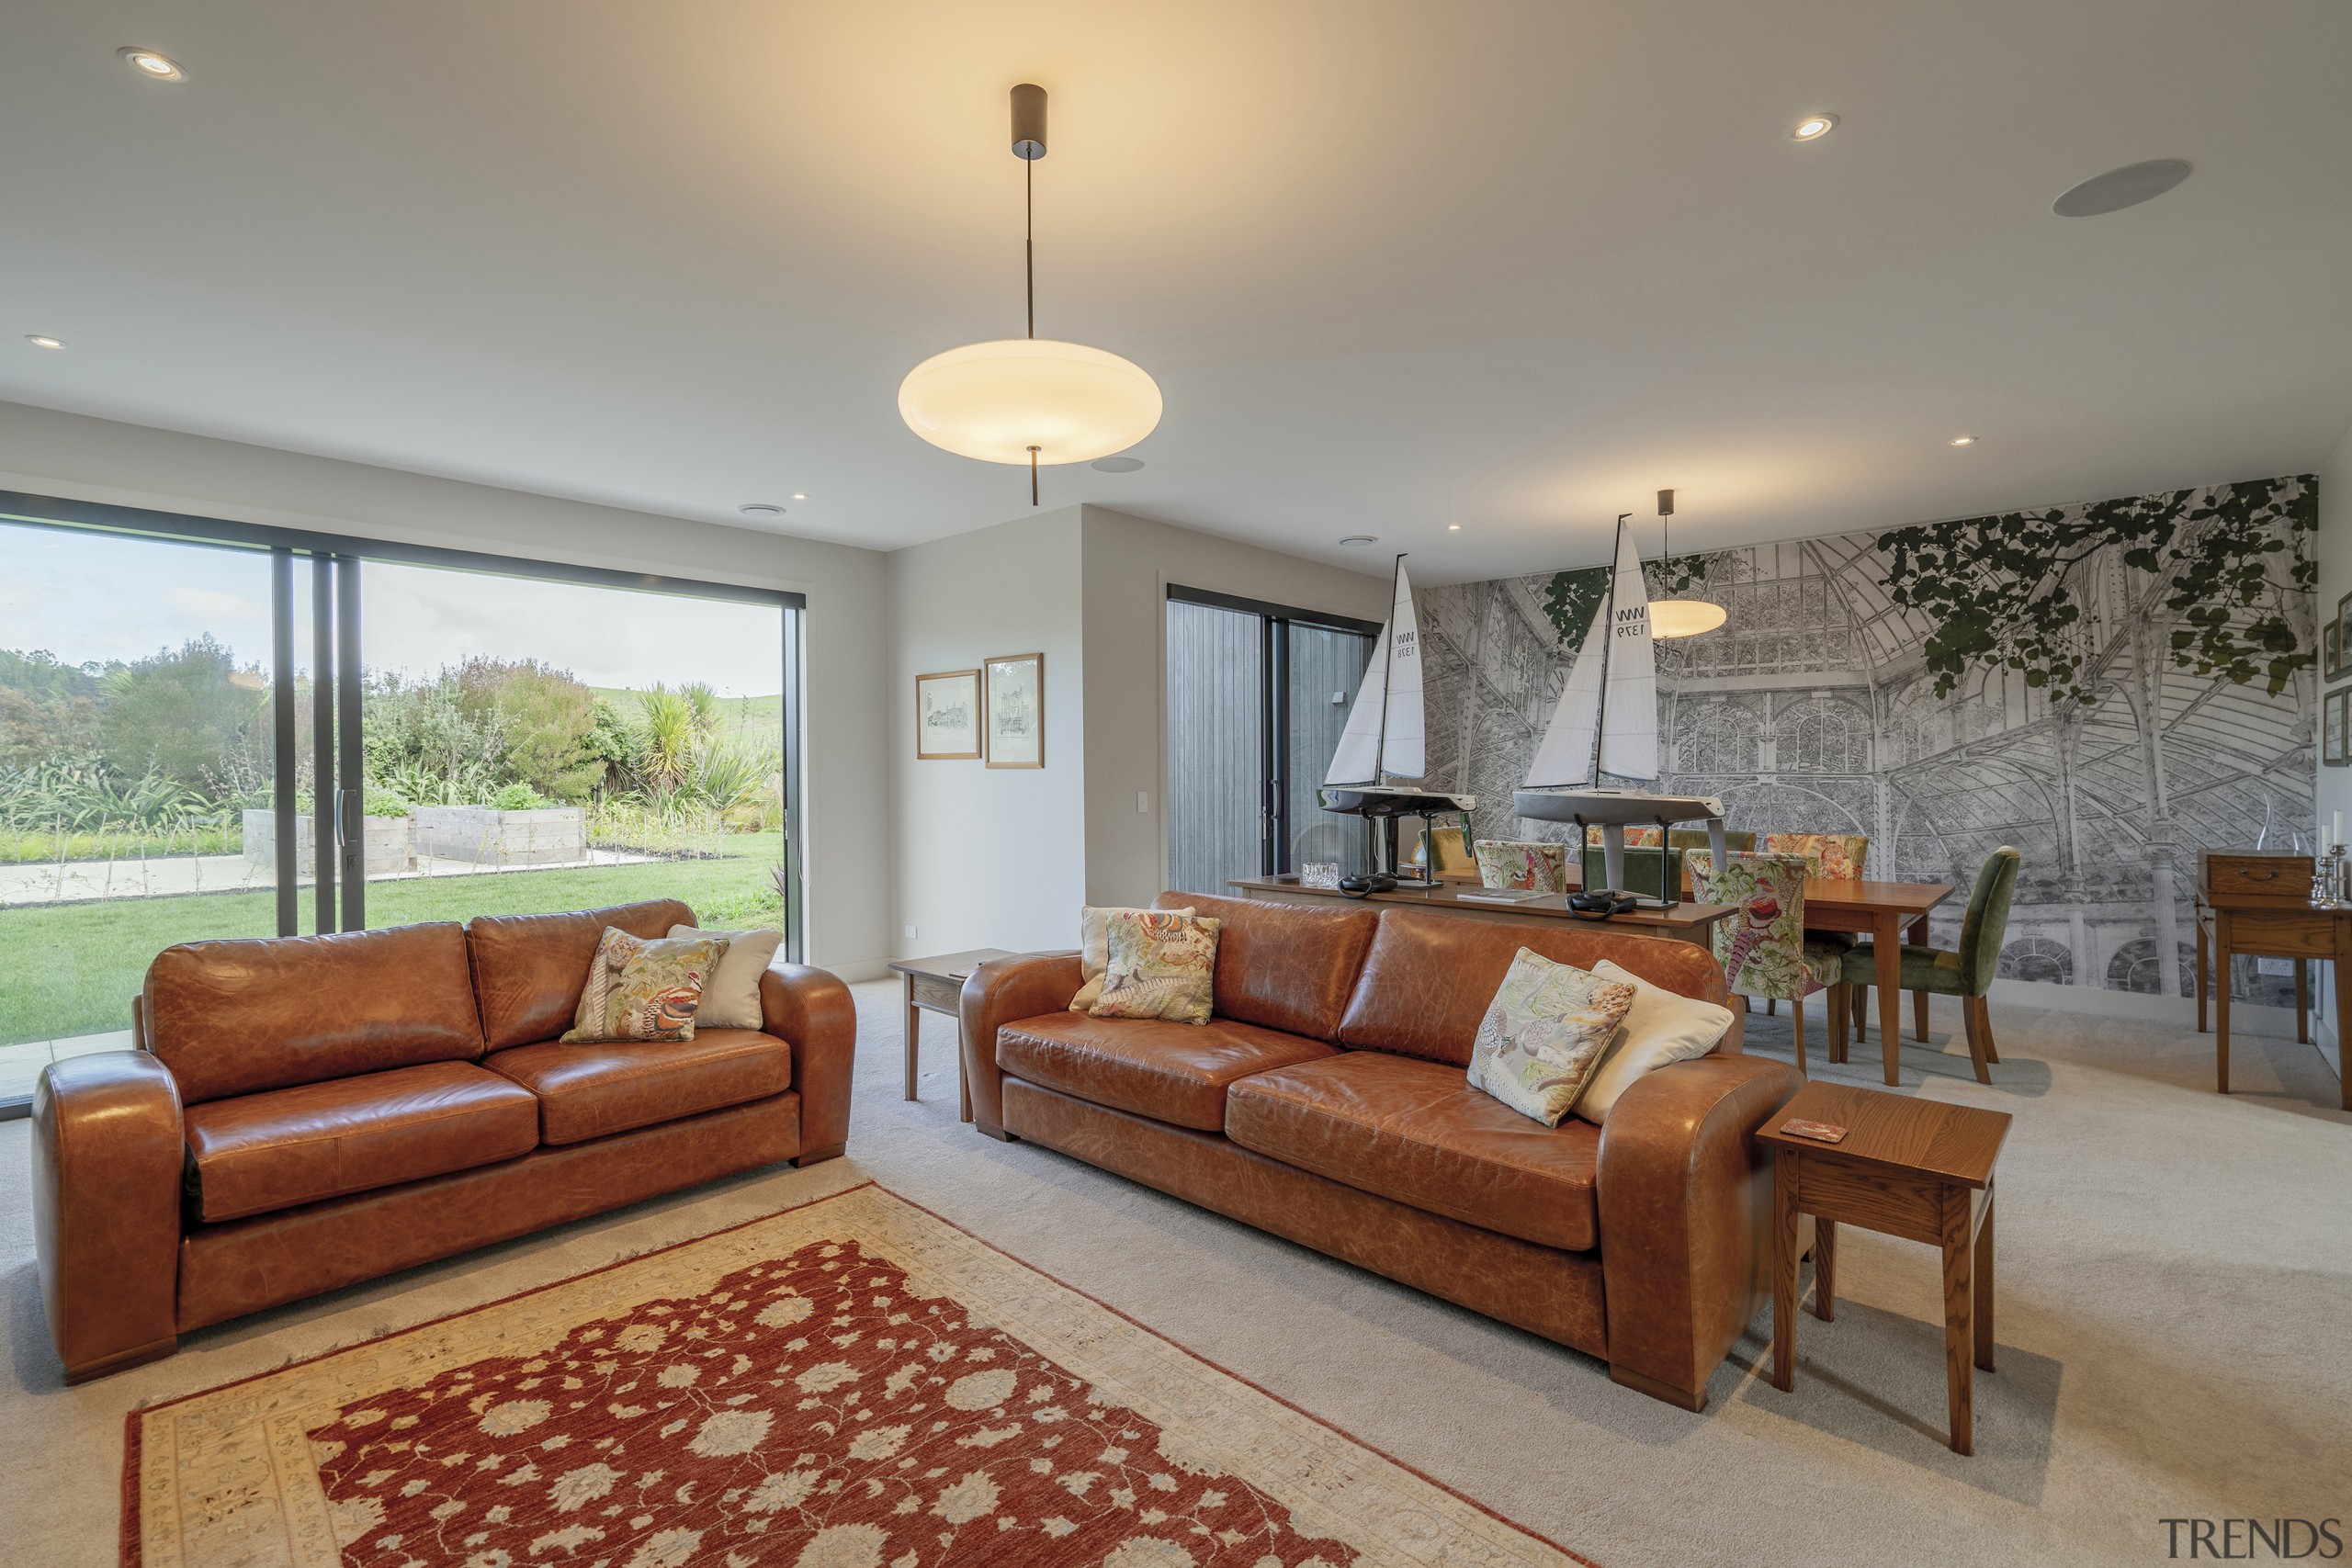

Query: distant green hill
left=591, top=687, right=784, bottom=736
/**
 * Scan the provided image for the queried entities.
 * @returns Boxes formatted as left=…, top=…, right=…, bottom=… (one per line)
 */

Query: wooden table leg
left=1772, top=1148, right=1800, bottom=1392
left=1940, top=1184, right=1974, bottom=1456
left=2215, top=922, right=2231, bottom=1095
left=1877, top=910, right=1904, bottom=1086
left=1973, top=1184, right=1996, bottom=1374
left=2296, top=957, right=2310, bottom=1044
left=2336, top=947, right=2352, bottom=1113
left=2194, top=914, right=2208, bottom=1033
left=1812, top=1216, right=1836, bottom=1321
left=1908, top=915, right=1930, bottom=1042
left=903, top=976, right=921, bottom=1102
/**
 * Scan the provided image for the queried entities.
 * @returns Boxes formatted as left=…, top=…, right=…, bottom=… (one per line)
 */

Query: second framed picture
left=984, top=652, right=1045, bottom=768
left=2328, top=621, right=2344, bottom=684
left=2328, top=688, right=2351, bottom=768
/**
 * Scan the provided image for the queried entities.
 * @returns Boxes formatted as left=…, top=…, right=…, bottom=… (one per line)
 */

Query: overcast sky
left=1, top=525, right=785, bottom=695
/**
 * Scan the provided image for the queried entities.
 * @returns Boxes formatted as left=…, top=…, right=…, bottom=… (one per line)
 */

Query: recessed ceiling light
left=1339, top=536, right=1377, bottom=547
left=1791, top=113, right=1838, bottom=141
left=1950, top=435, right=1977, bottom=446
left=25, top=334, right=65, bottom=349
left=738, top=502, right=786, bottom=517
left=791, top=492, right=808, bottom=501
left=2052, top=159, right=2191, bottom=218
left=1089, top=456, right=1145, bottom=473
left=119, top=47, right=187, bottom=82
left=1447, top=524, right=1462, bottom=531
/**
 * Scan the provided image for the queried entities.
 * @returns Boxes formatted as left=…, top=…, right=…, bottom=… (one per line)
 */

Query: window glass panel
left=0, top=524, right=279, bottom=1100
left=1285, top=625, right=1374, bottom=875
left=1165, top=600, right=1264, bottom=897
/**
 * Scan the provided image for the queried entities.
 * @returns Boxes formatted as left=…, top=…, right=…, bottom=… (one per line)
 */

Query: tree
left=1876, top=476, right=2314, bottom=703
left=454, top=658, right=602, bottom=801
left=96, top=636, right=268, bottom=793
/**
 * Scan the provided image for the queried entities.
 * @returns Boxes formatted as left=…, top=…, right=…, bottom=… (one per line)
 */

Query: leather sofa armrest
left=32, top=1051, right=186, bottom=1382
left=958, top=953, right=1084, bottom=1138
left=1594, top=1054, right=1803, bottom=1410
left=759, top=964, right=857, bottom=1165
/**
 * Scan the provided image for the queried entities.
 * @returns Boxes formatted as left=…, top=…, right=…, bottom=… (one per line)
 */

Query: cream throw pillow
left=1572, top=957, right=1736, bottom=1124
left=1090, top=910, right=1222, bottom=1025
left=1464, top=948, right=1638, bottom=1125
left=563, top=928, right=730, bottom=1043
left=669, top=923, right=783, bottom=1031
left=1070, top=904, right=1193, bottom=1011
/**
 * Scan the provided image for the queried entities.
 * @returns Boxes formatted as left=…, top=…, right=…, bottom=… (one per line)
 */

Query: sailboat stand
left=1317, top=554, right=1476, bottom=886
left=1512, top=513, right=1727, bottom=908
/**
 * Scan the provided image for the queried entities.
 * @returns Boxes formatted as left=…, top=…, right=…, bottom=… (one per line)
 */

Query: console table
left=1762, top=1082, right=2011, bottom=1455
left=1226, top=875, right=1736, bottom=945
left=2194, top=852, right=2352, bottom=1111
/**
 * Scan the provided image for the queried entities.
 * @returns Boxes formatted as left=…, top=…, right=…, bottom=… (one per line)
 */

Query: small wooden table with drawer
left=1763, top=1082, right=2012, bottom=1455
left=888, top=948, right=1020, bottom=1122
left=2194, top=850, right=2352, bottom=1111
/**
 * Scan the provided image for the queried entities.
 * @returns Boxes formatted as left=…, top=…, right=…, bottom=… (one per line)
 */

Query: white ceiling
left=5, top=1, right=2350, bottom=583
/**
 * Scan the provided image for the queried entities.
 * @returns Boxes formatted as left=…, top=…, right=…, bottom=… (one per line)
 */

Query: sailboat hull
left=1322, top=786, right=1476, bottom=818
left=1512, top=788, right=1724, bottom=826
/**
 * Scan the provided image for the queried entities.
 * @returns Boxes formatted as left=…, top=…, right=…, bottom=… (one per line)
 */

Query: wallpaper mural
left=1417, top=475, right=2318, bottom=999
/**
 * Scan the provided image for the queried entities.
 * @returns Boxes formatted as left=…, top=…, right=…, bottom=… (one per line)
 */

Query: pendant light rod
left=1012, top=85, right=1046, bottom=342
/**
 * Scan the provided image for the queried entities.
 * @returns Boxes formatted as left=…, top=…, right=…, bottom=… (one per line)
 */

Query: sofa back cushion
left=1150, top=892, right=1377, bottom=1041
left=469, top=900, right=697, bottom=1049
left=1337, top=908, right=1731, bottom=1066
left=144, top=923, right=485, bottom=1104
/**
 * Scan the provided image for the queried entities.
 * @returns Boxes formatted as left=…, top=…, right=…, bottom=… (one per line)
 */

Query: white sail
left=1597, top=523, right=1658, bottom=780
left=1324, top=613, right=1390, bottom=786
left=1523, top=597, right=1605, bottom=787
left=1381, top=563, right=1426, bottom=778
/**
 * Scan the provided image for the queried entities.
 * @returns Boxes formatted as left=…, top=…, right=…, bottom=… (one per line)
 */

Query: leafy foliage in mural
left=1542, top=566, right=1609, bottom=649
left=1877, top=476, right=2315, bottom=703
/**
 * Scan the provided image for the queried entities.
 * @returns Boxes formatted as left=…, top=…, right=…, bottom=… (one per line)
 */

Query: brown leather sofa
left=960, top=892, right=1803, bottom=1412
left=32, top=899, right=853, bottom=1383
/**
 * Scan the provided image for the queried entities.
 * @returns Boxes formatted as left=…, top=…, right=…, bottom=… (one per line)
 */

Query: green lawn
left=0, top=837, right=785, bottom=1046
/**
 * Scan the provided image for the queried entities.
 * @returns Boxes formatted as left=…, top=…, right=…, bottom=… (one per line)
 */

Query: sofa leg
left=1609, top=1362, right=1708, bottom=1413
left=974, top=1124, right=1018, bottom=1144
left=64, top=1334, right=178, bottom=1385
left=791, top=1144, right=847, bottom=1168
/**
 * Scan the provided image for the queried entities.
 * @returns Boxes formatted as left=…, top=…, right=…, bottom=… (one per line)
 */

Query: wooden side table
left=2194, top=887, right=2352, bottom=1111
left=1760, top=1082, right=2011, bottom=1455
left=888, top=948, right=1018, bottom=1123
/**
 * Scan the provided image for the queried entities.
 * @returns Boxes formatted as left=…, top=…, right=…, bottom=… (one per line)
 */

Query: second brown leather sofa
left=33, top=899, right=853, bottom=1383
left=961, top=892, right=1802, bottom=1412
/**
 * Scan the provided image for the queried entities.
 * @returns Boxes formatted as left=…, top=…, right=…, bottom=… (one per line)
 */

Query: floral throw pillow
left=1069, top=904, right=1194, bottom=1012
left=1465, top=947, right=1638, bottom=1125
left=562, top=928, right=732, bottom=1043
left=1090, top=910, right=1222, bottom=1025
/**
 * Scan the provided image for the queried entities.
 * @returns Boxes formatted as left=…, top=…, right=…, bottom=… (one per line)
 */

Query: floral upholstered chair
left=1762, top=831, right=1870, bottom=882
left=1688, top=852, right=1847, bottom=1075
left=1474, top=840, right=1572, bottom=893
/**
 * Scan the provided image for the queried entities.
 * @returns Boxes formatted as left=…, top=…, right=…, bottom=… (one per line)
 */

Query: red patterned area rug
left=127, top=1182, right=1592, bottom=1568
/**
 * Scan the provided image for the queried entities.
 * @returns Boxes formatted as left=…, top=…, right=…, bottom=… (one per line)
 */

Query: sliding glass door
left=0, top=500, right=801, bottom=1113
left=1164, top=588, right=1379, bottom=897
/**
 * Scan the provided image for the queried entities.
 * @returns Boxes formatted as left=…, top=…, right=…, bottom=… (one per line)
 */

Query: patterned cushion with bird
left=1465, top=947, right=1639, bottom=1125
left=1689, top=852, right=1827, bottom=1003
left=563, top=928, right=732, bottom=1043
left=1091, top=909, right=1224, bottom=1025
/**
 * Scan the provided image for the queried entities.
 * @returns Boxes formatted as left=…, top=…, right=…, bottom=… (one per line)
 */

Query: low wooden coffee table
left=888, top=949, right=1020, bottom=1122
left=1760, top=1082, right=2012, bottom=1454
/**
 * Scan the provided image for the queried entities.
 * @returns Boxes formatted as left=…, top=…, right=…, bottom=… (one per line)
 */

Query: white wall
left=887, top=507, right=1088, bottom=955
left=0, top=400, right=892, bottom=976
left=2312, top=425, right=2352, bottom=1081
left=1079, top=506, right=1391, bottom=907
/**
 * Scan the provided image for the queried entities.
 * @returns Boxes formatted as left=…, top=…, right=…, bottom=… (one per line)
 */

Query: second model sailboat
left=1514, top=515, right=1726, bottom=899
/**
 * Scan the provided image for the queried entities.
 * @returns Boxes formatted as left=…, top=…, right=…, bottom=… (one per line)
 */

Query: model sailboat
left=1514, top=515, right=1725, bottom=897
left=1321, top=557, right=1473, bottom=877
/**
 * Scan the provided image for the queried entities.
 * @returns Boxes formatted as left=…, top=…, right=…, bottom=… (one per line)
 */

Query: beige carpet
left=0, top=982, right=2344, bottom=1567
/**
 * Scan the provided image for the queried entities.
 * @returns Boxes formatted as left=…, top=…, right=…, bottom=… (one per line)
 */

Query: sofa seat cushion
left=1225, top=1052, right=1601, bottom=1252
left=996, top=1011, right=1337, bottom=1132
left=484, top=1029, right=793, bottom=1145
left=184, top=1060, right=540, bottom=1223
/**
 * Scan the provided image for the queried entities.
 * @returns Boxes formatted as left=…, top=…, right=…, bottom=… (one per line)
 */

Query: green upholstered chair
left=1838, top=846, right=2021, bottom=1084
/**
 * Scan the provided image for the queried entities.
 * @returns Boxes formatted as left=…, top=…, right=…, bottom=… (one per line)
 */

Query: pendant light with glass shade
left=898, top=85, right=1163, bottom=505
left=1646, top=488, right=1726, bottom=638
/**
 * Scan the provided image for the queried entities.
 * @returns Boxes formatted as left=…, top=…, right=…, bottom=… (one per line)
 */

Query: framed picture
left=2326, top=688, right=2349, bottom=768
left=2338, top=593, right=2352, bottom=680
left=914, top=669, right=981, bottom=760
left=2328, top=621, right=2343, bottom=683
left=984, top=652, right=1045, bottom=769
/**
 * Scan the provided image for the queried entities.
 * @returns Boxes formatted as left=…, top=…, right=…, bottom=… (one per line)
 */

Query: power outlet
left=903, top=924, right=918, bottom=941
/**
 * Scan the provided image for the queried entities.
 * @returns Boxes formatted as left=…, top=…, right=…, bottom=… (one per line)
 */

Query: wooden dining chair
left=1688, top=852, right=1849, bottom=1076
left=1755, top=831, right=1869, bottom=1017
left=1838, top=847, right=2021, bottom=1084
